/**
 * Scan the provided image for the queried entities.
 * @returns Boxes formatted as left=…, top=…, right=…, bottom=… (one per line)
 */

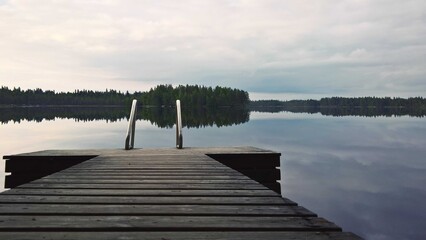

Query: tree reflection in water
left=0, top=106, right=250, bottom=128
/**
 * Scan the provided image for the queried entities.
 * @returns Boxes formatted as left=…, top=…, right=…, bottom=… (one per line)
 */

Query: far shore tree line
left=0, top=85, right=249, bottom=107
left=250, top=97, right=426, bottom=110
left=1, top=85, right=425, bottom=110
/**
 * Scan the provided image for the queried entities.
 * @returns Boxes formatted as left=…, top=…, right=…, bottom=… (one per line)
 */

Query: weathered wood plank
left=61, top=166, right=233, bottom=173
left=78, top=158, right=219, bottom=162
left=0, top=204, right=315, bottom=217
left=46, top=172, right=250, bottom=179
left=78, top=161, right=222, bottom=166
left=17, top=183, right=269, bottom=190
left=0, top=232, right=362, bottom=240
left=88, top=156, right=216, bottom=162
left=4, top=156, right=95, bottom=173
left=79, top=157, right=217, bottom=161
left=46, top=172, right=246, bottom=177
left=30, top=179, right=260, bottom=184
left=94, top=154, right=212, bottom=157
left=87, top=159, right=217, bottom=162
left=0, top=195, right=296, bottom=205
left=2, top=147, right=278, bottom=157
left=1, top=147, right=359, bottom=239
left=47, top=171, right=244, bottom=176
left=73, top=163, right=227, bottom=168
left=3, top=189, right=279, bottom=197
left=65, top=166, right=232, bottom=170
left=0, top=216, right=341, bottom=231
left=61, top=168, right=238, bottom=172
left=43, top=175, right=252, bottom=180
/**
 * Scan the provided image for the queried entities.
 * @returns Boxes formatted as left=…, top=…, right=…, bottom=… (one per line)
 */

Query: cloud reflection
left=1, top=111, right=425, bottom=239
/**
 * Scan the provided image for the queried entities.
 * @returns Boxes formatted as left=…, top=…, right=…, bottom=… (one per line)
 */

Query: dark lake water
left=1, top=107, right=425, bottom=239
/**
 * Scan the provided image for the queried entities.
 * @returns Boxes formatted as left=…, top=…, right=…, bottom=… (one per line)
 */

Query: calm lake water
left=0, top=107, right=425, bottom=240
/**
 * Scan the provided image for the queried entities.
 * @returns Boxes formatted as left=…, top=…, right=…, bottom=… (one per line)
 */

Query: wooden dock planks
left=0, top=147, right=362, bottom=239
left=0, top=232, right=362, bottom=240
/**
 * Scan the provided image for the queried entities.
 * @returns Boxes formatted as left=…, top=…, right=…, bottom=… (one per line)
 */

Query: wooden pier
left=0, top=147, right=361, bottom=239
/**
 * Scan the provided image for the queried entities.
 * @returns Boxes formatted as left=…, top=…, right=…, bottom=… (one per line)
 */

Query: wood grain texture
left=0, top=232, right=362, bottom=240
left=0, top=147, right=359, bottom=239
left=0, top=195, right=296, bottom=205
left=0, top=215, right=341, bottom=231
left=2, top=188, right=279, bottom=196
left=0, top=204, right=315, bottom=216
left=17, top=183, right=269, bottom=190
left=30, top=178, right=260, bottom=184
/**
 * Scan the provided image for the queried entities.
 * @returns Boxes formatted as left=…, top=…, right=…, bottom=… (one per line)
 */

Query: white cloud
left=0, top=0, right=425, bottom=96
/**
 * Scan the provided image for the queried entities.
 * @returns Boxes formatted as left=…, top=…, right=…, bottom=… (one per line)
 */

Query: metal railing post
left=176, top=100, right=183, bottom=149
left=125, top=99, right=137, bottom=150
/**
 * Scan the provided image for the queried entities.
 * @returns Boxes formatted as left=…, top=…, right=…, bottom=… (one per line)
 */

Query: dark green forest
left=250, top=97, right=426, bottom=117
left=250, top=97, right=426, bottom=109
left=0, top=85, right=249, bottom=107
left=1, top=85, right=425, bottom=117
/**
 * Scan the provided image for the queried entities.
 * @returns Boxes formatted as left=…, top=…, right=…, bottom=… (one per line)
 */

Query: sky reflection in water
left=1, top=112, right=425, bottom=239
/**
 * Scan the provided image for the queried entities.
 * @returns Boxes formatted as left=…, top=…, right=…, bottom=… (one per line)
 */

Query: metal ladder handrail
left=125, top=99, right=137, bottom=150
left=176, top=99, right=183, bottom=149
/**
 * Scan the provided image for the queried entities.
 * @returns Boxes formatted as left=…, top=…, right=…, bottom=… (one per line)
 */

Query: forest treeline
left=0, top=85, right=249, bottom=107
left=1, top=85, right=425, bottom=117
left=250, top=97, right=426, bottom=109
left=250, top=97, right=426, bottom=117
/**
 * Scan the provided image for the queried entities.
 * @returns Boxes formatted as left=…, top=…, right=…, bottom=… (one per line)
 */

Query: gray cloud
left=0, top=0, right=425, bottom=97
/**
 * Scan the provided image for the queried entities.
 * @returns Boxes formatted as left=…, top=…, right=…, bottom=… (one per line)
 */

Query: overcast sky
left=1, top=0, right=425, bottom=99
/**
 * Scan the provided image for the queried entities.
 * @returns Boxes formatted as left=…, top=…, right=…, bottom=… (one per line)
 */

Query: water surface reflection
left=249, top=114, right=426, bottom=240
left=0, top=106, right=249, bottom=128
left=0, top=110, right=425, bottom=240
